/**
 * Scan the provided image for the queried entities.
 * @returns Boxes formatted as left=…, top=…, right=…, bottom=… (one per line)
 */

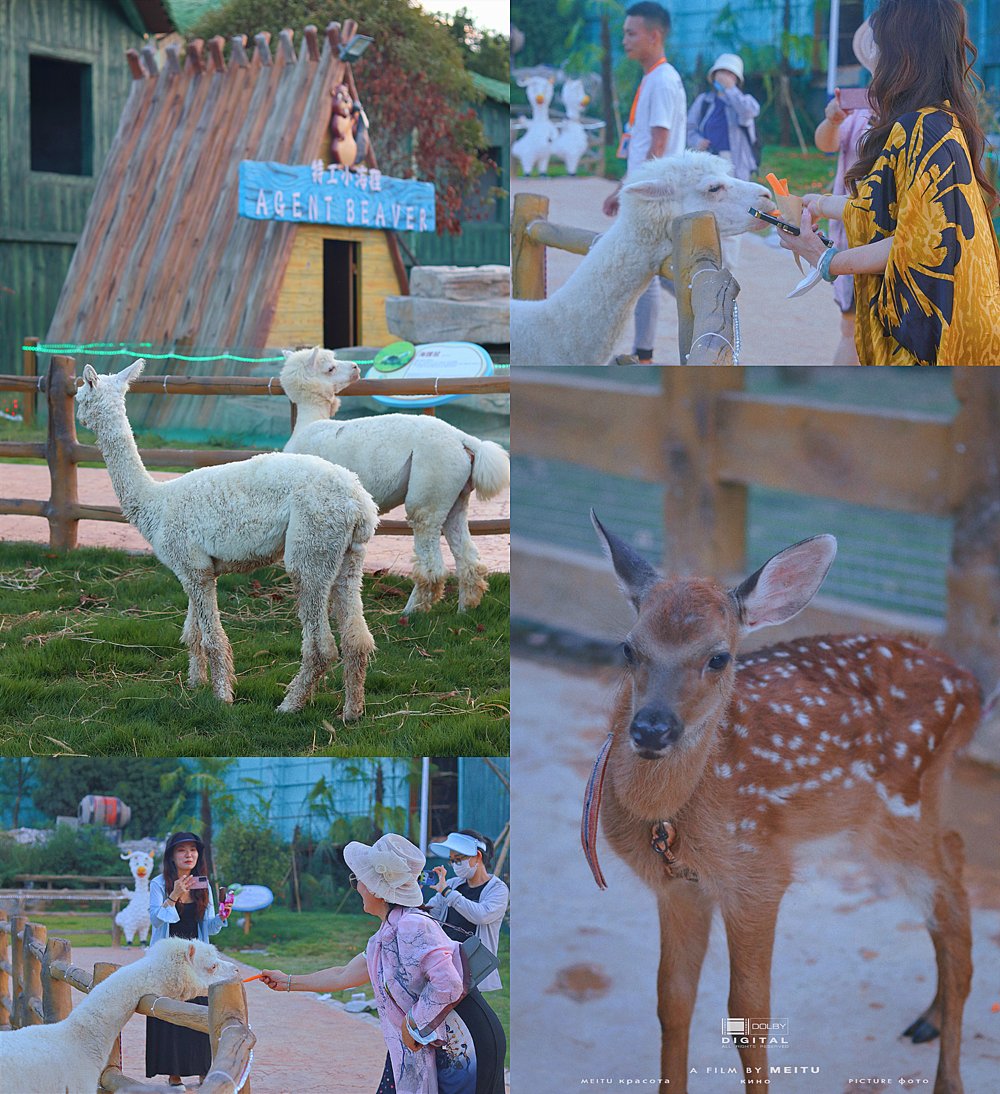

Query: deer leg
left=656, top=885, right=714, bottom=1091
left=722, top=892, right=784, bottom=1082
left=329, top=543, right=375, bottom=722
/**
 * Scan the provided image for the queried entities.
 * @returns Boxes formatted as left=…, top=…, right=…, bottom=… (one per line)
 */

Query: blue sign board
left=238, top=161, right=436, bottom=232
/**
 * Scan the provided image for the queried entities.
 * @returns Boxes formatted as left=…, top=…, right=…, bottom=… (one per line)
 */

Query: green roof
left=471, top=72, right=510, bottom=105
left=163, top=0, right=226, bottom=33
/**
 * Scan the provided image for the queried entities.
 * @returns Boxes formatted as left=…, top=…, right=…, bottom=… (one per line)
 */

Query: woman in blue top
left=147, top=832, right=230, bottom=1087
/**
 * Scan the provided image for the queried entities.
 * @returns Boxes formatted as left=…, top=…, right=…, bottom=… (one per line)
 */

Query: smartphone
left=188, top=875, right=209, bottom=889
left=838, top=87, right=871, bottom=112
left=748, top=207, right=800, bottom=235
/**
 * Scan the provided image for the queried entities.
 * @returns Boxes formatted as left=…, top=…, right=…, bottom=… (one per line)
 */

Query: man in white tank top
left=602, top=2, right=687, bottom=363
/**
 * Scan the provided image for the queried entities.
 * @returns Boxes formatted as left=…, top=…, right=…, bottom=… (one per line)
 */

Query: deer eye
left=622, top=642, right=637, bottom=666
left=707, top=652, right=731, bottom=672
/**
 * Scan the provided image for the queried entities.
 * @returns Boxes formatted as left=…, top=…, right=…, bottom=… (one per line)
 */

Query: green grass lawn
left=0, top=542, right=509, bottom=755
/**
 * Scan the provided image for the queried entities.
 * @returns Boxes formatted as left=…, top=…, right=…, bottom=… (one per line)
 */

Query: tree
left=191, top=0, right=488, bottom=233
left=441, top=8, right=510, bottom=82
left=0, top=758, right=36, bottom=828
left=161, top=759, right=237, bottom=885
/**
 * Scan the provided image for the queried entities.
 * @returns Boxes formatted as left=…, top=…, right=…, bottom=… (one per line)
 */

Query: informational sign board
left=239, top=161, right=436, bottom=231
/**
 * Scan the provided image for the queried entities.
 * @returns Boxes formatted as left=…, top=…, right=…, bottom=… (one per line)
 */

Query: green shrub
left=214, top=816, right=289, bottom=898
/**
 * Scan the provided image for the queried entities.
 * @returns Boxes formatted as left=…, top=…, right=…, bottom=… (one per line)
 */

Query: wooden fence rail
left=511, top=193, right=737, bottom=365
left=0, top=911, right=253, bottom=1093
left=511, top=368, right=1000, bottom=721
left=0, top=355, right=510, bottom=551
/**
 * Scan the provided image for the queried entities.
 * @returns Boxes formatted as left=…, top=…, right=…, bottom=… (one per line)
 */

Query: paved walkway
left=71, top=946, right=387, bottom=1093
left=511, top=656, right=1000, bottom=1093
left=511, top=174, right=842, bottom=366
left=0, top=467, right=509, bottom=575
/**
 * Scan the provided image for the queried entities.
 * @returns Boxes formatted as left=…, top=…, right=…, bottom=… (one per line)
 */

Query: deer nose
left=629, top=707, right=683, bottom=754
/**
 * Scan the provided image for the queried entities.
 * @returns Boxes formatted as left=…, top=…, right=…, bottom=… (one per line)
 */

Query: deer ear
left=591, top=510, right=661, bottom=612
left=733, top=535, right=837, bottom=633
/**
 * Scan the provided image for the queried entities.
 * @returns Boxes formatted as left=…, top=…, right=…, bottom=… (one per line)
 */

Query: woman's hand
left=401, top=1020, right=419, bottom=1052
left=825, top=89, right=848, bottom=126
left=169, top=876, right=193, bottom=901
left=778, top=207, right=831, bottom=269
left=431, top=866, right=448, bottom=894
left=259, top=970, right=291, bottom=992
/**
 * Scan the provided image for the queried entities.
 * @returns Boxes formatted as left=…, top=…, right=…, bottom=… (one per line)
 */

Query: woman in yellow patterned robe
left=780, top=0, right=1000, bottom=366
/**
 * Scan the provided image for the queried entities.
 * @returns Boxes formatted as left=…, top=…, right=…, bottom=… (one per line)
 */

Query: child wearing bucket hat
left=258, top=833, right=505, bottom=1094
left=147, top=831, right=231, bottom=1087
left=687, top=52, right=761, bottom=182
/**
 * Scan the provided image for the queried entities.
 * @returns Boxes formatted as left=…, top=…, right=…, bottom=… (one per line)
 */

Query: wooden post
left=22, top=921, right=45, bottom=1025
left=42, top=935, right=73, bottom=1022
left=46, top=354, right=80, bottom=551
left=944, top=370, right=1000, bottom=718
left=671, top=213, right=738, bottom=366
left=11, top=915, right=26, bottom=1027
left=511, top=193, right=549, bottom=301
left=0, top=912, right=11, bottom=1027
left=93, top=961, right=123, bottom=1081
left=21, top=336, right=38, bottom=426
left=205, top=979, right=254, bottom=1094
left=659, top=368, right=748, bottom=579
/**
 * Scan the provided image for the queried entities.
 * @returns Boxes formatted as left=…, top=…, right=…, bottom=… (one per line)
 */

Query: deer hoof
left=902, top=1017, right=939, bottom=1043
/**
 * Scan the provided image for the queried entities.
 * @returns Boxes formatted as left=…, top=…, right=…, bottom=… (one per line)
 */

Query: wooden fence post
left=22, top=921, right=45, bottom=1025
left=22, top=336, right=38, bottom=426
left=0, top=912, right=11, bottom=1027
left=944, top=370, right=1000, bottom=717
left=511, top=193, right=549, bottom=301
left=46, top=354, right=80, bottom=551
left=42, top=935, right=74, bottom=1022
left=672, top=213, right=738, bottom=366
left=659, top=368, right=748, bottom=578
left=11, top=914, right=27, bottom=1027
left=205, top=979, right=254, bottom=1094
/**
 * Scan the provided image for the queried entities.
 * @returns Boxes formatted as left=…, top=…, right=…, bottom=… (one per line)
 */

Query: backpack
left=697, top=94, right=762, bottom=173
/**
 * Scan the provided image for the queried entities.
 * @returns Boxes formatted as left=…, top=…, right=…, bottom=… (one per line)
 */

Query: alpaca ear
left=121, top=850, right=131, bottom=860
left=308, top=346, right=321, bottom=368
left=280, top=349, right=294, bottom=359
left=733, top=535, right=838, bottom=633
left=82, top=365, right=99, bottom=389
left=621, top=177, right=675, bottom=202
left=516, top=76, right=530, bottom=88
left=115, top=358, right=145, bottom=390
left=186, top=943, right=196, bottom=964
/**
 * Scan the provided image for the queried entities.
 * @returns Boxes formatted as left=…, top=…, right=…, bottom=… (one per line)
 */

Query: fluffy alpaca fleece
left=281, top=347, right=510, bottom=614
left=115, top=850, right=154, bottom=945
left=511, top=151, right=776, bottom=365
left=0, top=939, right=236, bottom=1094
left=75, top=360, right=379, bottom=718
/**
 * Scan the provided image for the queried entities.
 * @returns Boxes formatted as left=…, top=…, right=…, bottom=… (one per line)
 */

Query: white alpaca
left=550, top=79, right=603, bottom=176
left=281, top=348, right=510, bottom=614
left=511, top=151, right=776, bottom=365
left=75, top=359, right=379, bottom=718
left=0, top=938, right=236, bottom=1094
left=115, top=850, right=154, bottom=945
left=513, top=75, right=558, bottom=175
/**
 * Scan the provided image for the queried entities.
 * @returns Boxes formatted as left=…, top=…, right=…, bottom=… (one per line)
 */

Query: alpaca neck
left=66, top=960, right=167, bottom=1065
left=546, top=215, right=670, bottom=361
left=90, top=402, right=159, bottom=530
left=292, top=393, right=340, bottom=431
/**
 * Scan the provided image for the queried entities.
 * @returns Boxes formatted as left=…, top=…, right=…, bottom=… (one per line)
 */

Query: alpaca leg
left=181, top=597, right=208, bottom=688
left=443, top=492, right=489, bottom=612
left=183, top=574, right=235, bottom=703
left=277, top=578, right=339, bottom=714
left=330, top=543, right=375, bottom=722
left=403, top=517, right=449, bottom=614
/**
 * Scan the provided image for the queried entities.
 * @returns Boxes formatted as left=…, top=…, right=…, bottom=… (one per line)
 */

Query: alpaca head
left=121, top=849, right=154, bottom=882
left=75, top=358, right=145, bottom=432
left=517, top=74, right=554, bottom=111
left=619, top=152, right=777, bottom=248
left=145, top=938, right=238, bottom=999
left=561, top=79, right=590, bottom=119
left=280, top=347, right=360, bottom=413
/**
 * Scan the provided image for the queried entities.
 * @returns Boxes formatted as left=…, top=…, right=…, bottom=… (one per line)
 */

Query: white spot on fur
left=715, top=763, right=733, bottom=779
left=795, top=713, right=810, bottom=728
left=890, top=686, right=907, bottom=700
left=909, top=720, right=923, bottom=734
left=875, top=782, right=920, bottom=819
left=942, top=678, right=954, bottom=694
left=878, top=645, right=893, bottom=659
left=894, top=741, right=908, bottom=759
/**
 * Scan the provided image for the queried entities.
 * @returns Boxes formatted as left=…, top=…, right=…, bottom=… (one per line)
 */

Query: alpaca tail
left=466, top=439, right=510, bottom=502
left=352, top=487, right=380, bottom=547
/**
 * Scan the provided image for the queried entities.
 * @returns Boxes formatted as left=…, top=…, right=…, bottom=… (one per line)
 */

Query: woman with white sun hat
left=259, top=833, right=505, bottom=1094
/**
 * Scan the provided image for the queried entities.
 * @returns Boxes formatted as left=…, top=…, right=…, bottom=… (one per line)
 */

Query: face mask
left=452, top=859, right=477, bottom=881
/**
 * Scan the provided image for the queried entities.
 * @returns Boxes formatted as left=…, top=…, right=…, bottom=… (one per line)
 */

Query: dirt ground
left=511, top=175, right=843, bottom=366
left=511, top=656, right=1000, bottom=1093
left=0, top=466, right=509, bottom=575
left=70, top=946, right=386, bottom=1093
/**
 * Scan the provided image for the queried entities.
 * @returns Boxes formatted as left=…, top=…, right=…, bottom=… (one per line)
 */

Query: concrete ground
left=0, top=466, right=509, bottom=575
left=70, top=946, right=386, bottom=1093
left=511, top=175, right=843, bottom=366
left=511, top=657, right=1000, bottom=1094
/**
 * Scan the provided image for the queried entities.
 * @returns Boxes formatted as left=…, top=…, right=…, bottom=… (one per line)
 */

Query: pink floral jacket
left=365, top=907, right=465, bottom=1094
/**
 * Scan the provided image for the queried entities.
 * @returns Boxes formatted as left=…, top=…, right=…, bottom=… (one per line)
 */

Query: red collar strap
left=582, top=733, right=614, bottom=890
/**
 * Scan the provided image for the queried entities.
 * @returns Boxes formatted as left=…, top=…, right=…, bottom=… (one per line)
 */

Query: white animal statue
left=511, top=151, right=776, bottom=365
left=280, top=348, right=510, bottom=614
left=0, top=938, right=236, bottom=1094
left=74, top=359, right=379, bottom=718
left=115, top=849, right=154, bottom=945
left=513, top=74, right=558, bottom=175
left=550, top=78, right=604, bottom=176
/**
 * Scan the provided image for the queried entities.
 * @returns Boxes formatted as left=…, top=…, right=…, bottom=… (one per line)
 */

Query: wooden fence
left=0, top=911, right=254, bottom=1093
left=511, top=195, right=738, bottom=365
left=1, top=882, right=137, bottom=947
left=0, top=354, right=510, bottom=551
left=511, top=368, right=1000, bottom=705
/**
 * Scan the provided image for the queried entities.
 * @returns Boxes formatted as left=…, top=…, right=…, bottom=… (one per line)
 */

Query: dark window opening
left=428, top=758, right=459, bottom=841
left=30, top=56, right=92, bottom=176
left=323, top=239, right=360, bottom=349
left=838, top=1, right=867, bottom=67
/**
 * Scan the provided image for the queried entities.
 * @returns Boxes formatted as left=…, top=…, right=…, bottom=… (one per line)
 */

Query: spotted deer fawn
left=583, top=514, right=980, bottom=1094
